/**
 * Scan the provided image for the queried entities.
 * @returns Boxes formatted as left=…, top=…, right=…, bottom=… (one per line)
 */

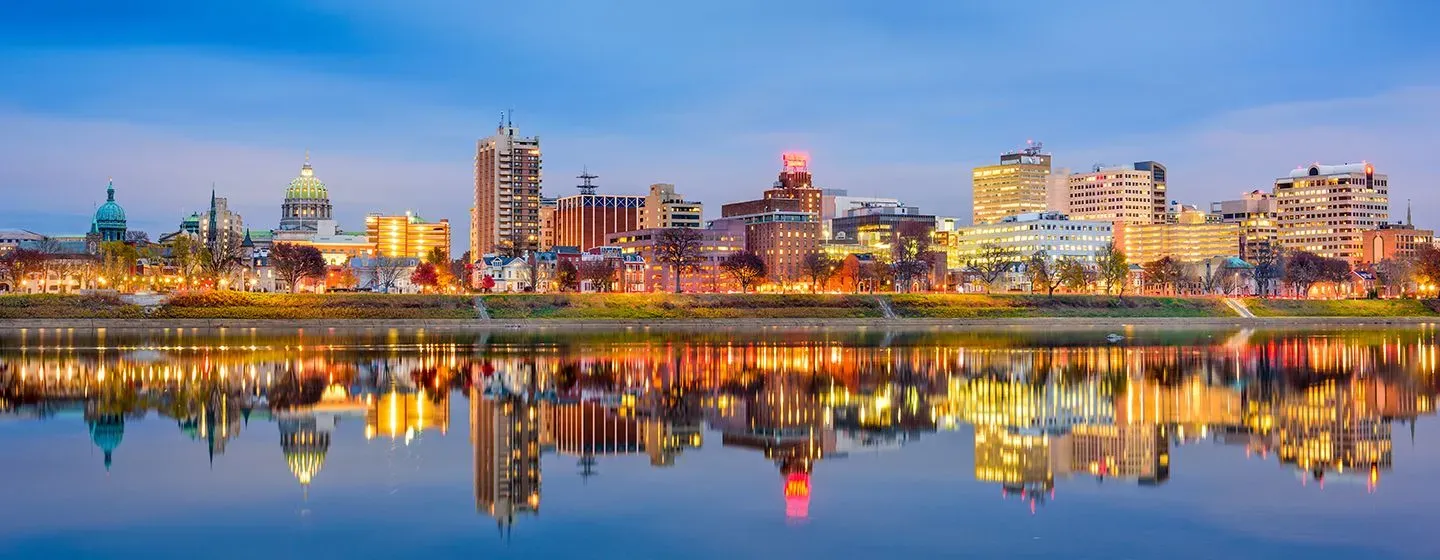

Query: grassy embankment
left=1242, top=298, right=1440, bottom=318
left=3, top=292, right=1439, bottom=320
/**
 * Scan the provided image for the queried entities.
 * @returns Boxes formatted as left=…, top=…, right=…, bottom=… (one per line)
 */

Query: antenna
left=577, top=167, right=598, bottom=195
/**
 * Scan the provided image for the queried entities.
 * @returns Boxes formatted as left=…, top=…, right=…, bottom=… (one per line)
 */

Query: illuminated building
left=285, top=221, right=373, bottom=266
left=0, top=229, right=45, bottom=255
left=548, top=401, right=645, bottom=457
left=365, top=389, right=450, bottom=441
left=606, top=227, right=741, bottom=292
left=538, top=197, right=557, bottom=250
left=1360, top=221, right=1433, bottom=266
left=941, top=377, right=1116, bottom=431
left=1066, top=163, right=1166, bottom=224
left=472, top=119, right=542, bottom=260
left=643, top=183, right=704, bottom=229
left=1115, top=208, right=1240, bottom=264
left=716, top=153, right=823, bottom=283
left=643, top=417, right=703, bottom=467
left=278, top=153, right=333, bottom=233
left=953, top=212, right=1113, bottom=269
left=828, top=202, right=935, bottom=250
left=200, top=190, right=245, bottom=254
left=1275, top=379, right=1393, bottom=486
left=554, top=172, right=645, bottom=251
left=1212, top=190, right=1279, bottom=262
left=972, top=144, right=1052, bottom=225
left=90, top=179, right=128, bottom=242
left=973, top=424, right=1061, bottom=493
left=1275, top=162, right=1389, bottom=264
left=364, top=212, right=451, bottom=259
left=471, top=390, right=542, bottom=529
left=820, top=189, right=901, bottom=239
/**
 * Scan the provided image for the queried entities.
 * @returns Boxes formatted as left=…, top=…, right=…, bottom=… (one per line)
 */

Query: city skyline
left=3, top=1, right=1439, bottom=252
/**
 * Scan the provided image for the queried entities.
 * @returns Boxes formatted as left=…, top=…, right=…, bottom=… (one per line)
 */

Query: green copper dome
left=285, top=157, right=329, bottom=201
left=95, top=180, right=127, bottom=225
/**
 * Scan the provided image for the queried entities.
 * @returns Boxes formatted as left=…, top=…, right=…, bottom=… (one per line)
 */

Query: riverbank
left=1, top=293, right=1437, bottom=328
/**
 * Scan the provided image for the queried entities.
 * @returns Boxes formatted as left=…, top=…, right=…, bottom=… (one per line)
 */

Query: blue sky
left=2, top=0, right=1438, bottom=252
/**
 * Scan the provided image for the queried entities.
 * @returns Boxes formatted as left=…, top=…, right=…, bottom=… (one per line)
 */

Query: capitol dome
left=278, top=153, right=334, bottom=232
left=92, top=179, right=128, bottom=242
left=88, top=413, right=125, bottom=471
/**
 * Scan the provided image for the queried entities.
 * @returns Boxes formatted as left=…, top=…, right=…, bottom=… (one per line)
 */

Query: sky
left=2, top=0, right=1439, bottom=254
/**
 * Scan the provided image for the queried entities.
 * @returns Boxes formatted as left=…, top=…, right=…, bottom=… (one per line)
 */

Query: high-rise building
left=953, top=212, right=1113, bottom=269
left=972, top=144, right=1052, bottom=225
left=365, top=212, right=451, bottom=259
left=554, top=171, right=645, bottom=251
left=1066, top=163, right=1164, bottom=225
left=1133, top=161, right=1169, bottom=225
left=717, top=153, right=823, bottom=284
left=200, top=190, right=245, bottom=253
left=279, top=154, right=333, bottom=233
left=642, top=183, right=704, bottom=229
left=472, top=121, right=542, bottom=259
left=1212, top=190, right=1279, bottom=263
left=1274, top=162, right=1389, bottom=264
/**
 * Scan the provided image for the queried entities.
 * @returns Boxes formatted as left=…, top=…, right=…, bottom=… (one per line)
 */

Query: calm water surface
left=1, top=326, right=1438, bottom=559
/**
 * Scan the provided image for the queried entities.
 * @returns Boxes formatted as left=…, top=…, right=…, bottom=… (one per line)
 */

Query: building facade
left=953, top=212, right=1113, bottom=267
left=1211, top=190, right=1279, bottom=263
left=365, top=212, right=451, bottom=259
left=715, top=154, right=824, bottom=284
left=279, top=155, right=333, bottom=233
left=538, top=197, right=557, bottom=251
left=607, top=227, right=743, bottom=292
left=642, top=183, right=704, bottom=229
left=820, top=189, right=901, bottom=239
left=1274, top=162, right=1389, bottom=264
left=1361, top=222, right=1434, bottom=266
left=972, top=145, right=1052, bottom=225
left=1116, top=209, right=1241, bottom=264
left=472, top=122, right=542, bottom=259
left=555, top=194, right=645, bottom=251
left=200, top=191, right=245, bottom=254
left=829, top=202, right=935, bottom=250
left=1066, top=163, right=1163, bottom=225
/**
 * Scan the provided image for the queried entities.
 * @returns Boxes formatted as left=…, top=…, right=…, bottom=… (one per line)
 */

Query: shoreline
left=0, top=316, right=1435, bottom=332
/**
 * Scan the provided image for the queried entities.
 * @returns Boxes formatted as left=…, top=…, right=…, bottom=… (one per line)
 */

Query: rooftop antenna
left=1092, top=163, right=1105, bottom=173
left=577, top=167, right=598, bottom=195
left=506, top=108, right=514, bottom=129
left=1023, top=139, right=1045, bottom=156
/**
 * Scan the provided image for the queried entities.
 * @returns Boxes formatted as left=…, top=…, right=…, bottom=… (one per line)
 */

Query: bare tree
left=371, top=255, right=409, bottom=293
left=964, top=243, right=1018, bottom=293
left=1094, top=242, right=1129, bottom=296
left=579, top=259, right=617, bottom=292
left=891, top=222, right=934, bottom=292
left=1027, top=250, right=1060, bottom=297
left=1056, top=257, right=1095, bottom=293
left=801, top=252, right=837, bottom=293
left=720, top=251, right=767, bottom=293
left=653, top=228, right=706, bottom=293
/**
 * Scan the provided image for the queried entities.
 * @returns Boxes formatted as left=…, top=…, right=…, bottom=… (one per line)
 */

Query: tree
left=425, top=247, right=456, bottom=290
left=1253, top=247, right=1286, bottom=298
left=1027, top=250, right=1060, bottom=297
left=1411, top=245, right=1440, bottom=298
left=167, top=236, right=205, bottom=284
left=720, top=251, right=767, bottom=293
left=1056, top=257, right=1095, bottom=293
left=199, top=240, right=245, bottom=286
left=270, top=243, right=327, bottom=293
left=0, top=248, right=46, bottom=291
left=556, top=260, right=580, bottom=292
left=801, top=252, right=837, bottom=293
left=1095, top=242, right=1129, bottom=296
left=964, top=243, right=1019, bottom=293
left=370, top=255, right=409, bottom=293
left=410, top=262, right=440, bottom=292
left=32, top=237, right=65, bottom=255
left=579, top=259, right=617, bottom=292
left=1141, top=256, right=1184, bottom=295
left=652, top=228, right=705, bottom=293
left=98, top=241, right=138, bottom=291
left=890, top=222, right=934, bottom=292
left=331, top=267, right=359, bottom=290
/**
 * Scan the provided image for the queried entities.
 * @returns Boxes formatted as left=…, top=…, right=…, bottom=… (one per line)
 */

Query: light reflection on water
left=1, top=326, right=1438, bottom=559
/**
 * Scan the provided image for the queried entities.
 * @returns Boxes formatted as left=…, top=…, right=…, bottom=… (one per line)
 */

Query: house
left=476, top=255, right=534, bottom=292
left=351, top=256, right=421, bottom=293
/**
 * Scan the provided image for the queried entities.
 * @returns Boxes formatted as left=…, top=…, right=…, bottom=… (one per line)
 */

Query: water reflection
left=1, top=327, right=1437, bottom=531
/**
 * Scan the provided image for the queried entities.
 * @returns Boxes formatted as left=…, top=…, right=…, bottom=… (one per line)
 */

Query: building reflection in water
left=1, top=327, right=1438, bottom=523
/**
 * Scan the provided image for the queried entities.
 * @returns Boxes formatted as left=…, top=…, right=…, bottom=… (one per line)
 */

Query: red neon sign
left=782, top=152, right=809, bottom=171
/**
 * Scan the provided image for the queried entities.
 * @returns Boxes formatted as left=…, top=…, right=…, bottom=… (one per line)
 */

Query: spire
left=1407, top=199, right=1413, bottom=227
left=103, top=450, right=113, bottom=471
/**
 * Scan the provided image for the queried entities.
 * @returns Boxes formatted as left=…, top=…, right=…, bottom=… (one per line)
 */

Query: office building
left=1133, top=161, right=1169, bottom=224
left=820, top=189, right=901, bottom=239
left=953, top=212, right=1113, bottom=268
left=829, top=202, right=935, bottom=250
left=538, top=197, right=557, bottom=251
left=1066, top=163, right=1164, bottom=225
left=1116, top=207, right=1240, bottom=264
left=472, top=120, right=542, bottom=259
left=471, top=390, right=542, bottom=529
left=365, top=212, right=451, bottom=259
left=1274, top=162, right=1389, bottom=264
left=279, top=154, right=333, bottom=233
left=1361, top=221, right=1434, bottom=266
left=716, top=153, right=823, bottom=284
left=972, top=144, right=1052, bottom=225
left=643, top=183, right=704, bottom=229
left=200, top=190, right=245, bottom=253
left=1212, top=190, right=1279, bottom=262
left=554, top=172, right=645, bottom=251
